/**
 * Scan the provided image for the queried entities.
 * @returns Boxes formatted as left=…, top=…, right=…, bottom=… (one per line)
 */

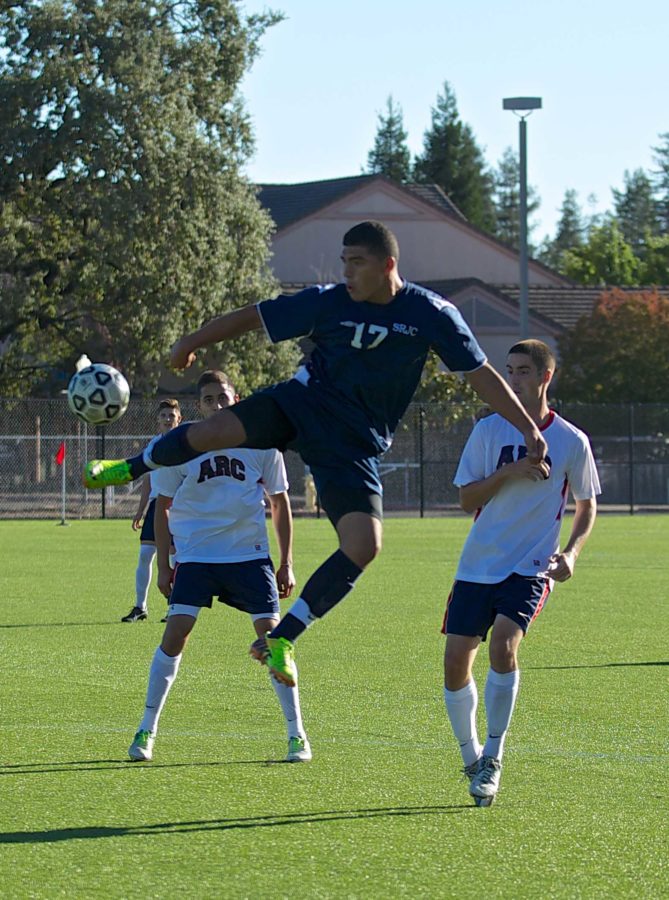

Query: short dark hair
left=196, top=370, right=235, bottom=396
left=508, top=339, right=556, bottom=375
left=158, top=398, right=180, bottom=413
left=343, top=221, right=400, bottom=261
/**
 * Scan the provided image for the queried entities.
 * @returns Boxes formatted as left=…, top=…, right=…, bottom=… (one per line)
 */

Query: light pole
left=503, top=97, right=542, bottom=339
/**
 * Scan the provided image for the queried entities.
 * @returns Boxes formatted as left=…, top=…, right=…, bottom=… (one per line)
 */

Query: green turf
left=0, top=517, right=666, bottom=898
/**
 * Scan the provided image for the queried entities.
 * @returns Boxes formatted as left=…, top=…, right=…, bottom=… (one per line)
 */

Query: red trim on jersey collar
left=539, top=410, right=556, bottom=432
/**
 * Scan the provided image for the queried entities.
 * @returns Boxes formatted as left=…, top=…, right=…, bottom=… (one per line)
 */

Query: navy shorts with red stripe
left=441, top=573, right=551, bottom=640
left=139, top=498, right=157, bottom=542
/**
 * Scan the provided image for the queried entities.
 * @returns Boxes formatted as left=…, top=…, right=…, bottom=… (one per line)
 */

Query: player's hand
left=524, top=427, right=548, bottom=463
left=276, top=563, right=296, bottom=599
left=170, top=336, right=198, bottom=370
left=131, top=515, right=142, bottom=531
left=157, top=565, right=174, bottom=598
left=545, top=551, right=575, bottom=582
left=510, top=456, right=551, bottom=482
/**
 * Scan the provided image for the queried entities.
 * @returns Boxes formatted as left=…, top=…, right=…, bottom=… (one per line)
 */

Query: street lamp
left=503, top=97, right=542, bottom=339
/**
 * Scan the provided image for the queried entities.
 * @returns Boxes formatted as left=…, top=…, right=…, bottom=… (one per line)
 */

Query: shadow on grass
left=0, top=805, right=472, bottom=844
left=528, top=660, right=668, bottom=670
left=0, top=758, right=297, bottom=776
left=0, top=622, right=146, bottom=629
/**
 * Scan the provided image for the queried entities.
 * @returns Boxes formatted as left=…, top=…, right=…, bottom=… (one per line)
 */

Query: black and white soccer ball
left=67, top=363, right=130, bottom=426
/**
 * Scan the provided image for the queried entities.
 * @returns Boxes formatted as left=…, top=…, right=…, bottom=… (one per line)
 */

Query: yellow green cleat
left=83, top=458, right=134, bottom=489
left=266, top=635, right=297, bottom=686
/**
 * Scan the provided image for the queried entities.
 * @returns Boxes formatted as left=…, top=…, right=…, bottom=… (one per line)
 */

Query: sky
left=240, top=0, right=669, bottom=242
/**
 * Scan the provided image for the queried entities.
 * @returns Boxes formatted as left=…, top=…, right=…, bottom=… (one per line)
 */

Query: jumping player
left=128, top=370, right=311, bottom=764
left=122, top=398, right=182, bottom=622
left=85, top=221, right=548, bottom=687
left=442, top=340, right=600, bottom=806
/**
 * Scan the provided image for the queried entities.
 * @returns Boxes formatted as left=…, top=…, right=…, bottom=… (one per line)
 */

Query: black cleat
left=121, top=607, right=148, bottom=623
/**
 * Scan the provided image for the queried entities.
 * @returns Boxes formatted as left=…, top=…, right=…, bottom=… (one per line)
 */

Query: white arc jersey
left=454, top=411, right=600, bottom=583
left=151, top=447, right=289, bottom=563
left=148, top=469, right=160, bottom=501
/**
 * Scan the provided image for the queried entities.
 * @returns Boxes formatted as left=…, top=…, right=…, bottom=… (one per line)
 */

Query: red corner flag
left=55, top=441, right=66, bottom=466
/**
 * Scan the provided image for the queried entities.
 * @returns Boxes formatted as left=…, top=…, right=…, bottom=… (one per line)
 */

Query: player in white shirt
left=122, top=399, right=182, bottom=623
left=442, top=340, right=600, bottom=806
left=128, top=371, right=311, bottom=764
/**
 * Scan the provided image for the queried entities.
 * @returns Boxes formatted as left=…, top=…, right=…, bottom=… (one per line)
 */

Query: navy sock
left=127, top=423, right=201, bottom=478
left=270, top=550, right=363, bottom=642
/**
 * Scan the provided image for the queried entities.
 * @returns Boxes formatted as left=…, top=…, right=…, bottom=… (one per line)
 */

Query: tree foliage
left=0, top=0, right=298, bottom=397
left=366, top=96, right=411, bottom=183
left=492, top=147, right=541, bottom=252
left=612, top=168, right=660, bottom=256
left=557, top=289, right=669, bottom=402
left=561, top=219, right=640, bottom=286
left=652, top=132, right=669, bottom=234
left=539, top=189, right=585, bottom=271
left=413, top=82, right=496, bottom=232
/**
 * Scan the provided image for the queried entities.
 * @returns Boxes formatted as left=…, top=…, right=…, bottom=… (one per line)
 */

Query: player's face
left=341, top=245, right=393, bottom=303
left=196, top=383, right=238, bottom=419
left=157, top=408, right=181, bottom=433
left=505, top=353, right=547, bottom=407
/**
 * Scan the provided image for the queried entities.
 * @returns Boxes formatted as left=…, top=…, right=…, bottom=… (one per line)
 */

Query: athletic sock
left=135, top=544, right=156, bottom=611
left=269, top=550, right=363, bottom=642
left=482, top=667, right=520, bottom=761
left=270, top=670, right=305, bottom=739
left=138, top=647, right=182, bottom=734
left=444, top=681, right=481, bottom=767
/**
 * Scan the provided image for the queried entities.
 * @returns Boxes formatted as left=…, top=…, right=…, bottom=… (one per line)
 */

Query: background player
left=86, top=221, right=548, bottom=688
left=122, top=398, right=181, bottom=622
left=128, top=370, right=310, bottom=764
left=442, top=339, right=600, bottom=806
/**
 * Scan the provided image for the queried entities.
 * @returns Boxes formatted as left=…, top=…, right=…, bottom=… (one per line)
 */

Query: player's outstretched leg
left=469, top=755, right=502, bottom=806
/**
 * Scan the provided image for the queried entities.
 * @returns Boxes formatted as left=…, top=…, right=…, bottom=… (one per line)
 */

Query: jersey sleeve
left=256, top=286, right=331, bottom=344
left=430, top=301, right=487, bottom=373
left=260, top=450, right=289, bottom=495
left=566, top=434, right=601, bottom=500
left=453, top=420, right=489, bottom=487
left=150, top=465, right=185, bottom=499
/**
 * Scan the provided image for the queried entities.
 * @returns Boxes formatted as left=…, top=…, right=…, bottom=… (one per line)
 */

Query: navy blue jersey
left=257, top=282, right=486, bottom=450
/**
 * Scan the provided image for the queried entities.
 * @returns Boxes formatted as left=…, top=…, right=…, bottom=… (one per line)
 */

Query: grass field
left=0, top=516, right=667, bottom=899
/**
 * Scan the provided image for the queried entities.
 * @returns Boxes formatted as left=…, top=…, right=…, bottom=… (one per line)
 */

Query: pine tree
left=413, top=82, right=496, bottom=232
left=539, top=189, right=585, bottom=271
left=492, top=147, right=540, bottom=252
left=652, top=133, right=669, bottom=234
left=612, top=168, right=660, bottom=257
left=366, top=96, right=411, bottom=183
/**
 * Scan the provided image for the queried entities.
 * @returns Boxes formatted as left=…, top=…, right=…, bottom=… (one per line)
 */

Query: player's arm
left=459, top=456, right=551, bottom=514
left=546, top=497, right=597, bottom=582
left=465, top=363, right=547, bottom=461
left=132, top=476, right=151, bottom=530
left=154, top=494, right=174, bottom=598
left=170, top=305, right=262, bottom=369
left=267, top=491, right=296, bottom=599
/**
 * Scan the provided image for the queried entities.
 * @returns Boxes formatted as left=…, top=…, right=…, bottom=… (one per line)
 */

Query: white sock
left=135, top=544, right=156, bottom=610
left=444, top=681, right=481, bottom=767
left=138, top=647, right=182, bottom=734
left=483, top=668, right=520, bottom=761
left=287, top=597, right=317, bottom=628
left=270, top=670, right=305, bottom=739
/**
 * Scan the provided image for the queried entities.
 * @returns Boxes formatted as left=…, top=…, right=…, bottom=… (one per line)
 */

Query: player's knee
left=443, top=649, right=471, bottom=690
left=489, top=641, right=518, bottom=673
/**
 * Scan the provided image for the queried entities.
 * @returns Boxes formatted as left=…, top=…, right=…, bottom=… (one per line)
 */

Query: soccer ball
left=67, top=363, right=130, bottom=426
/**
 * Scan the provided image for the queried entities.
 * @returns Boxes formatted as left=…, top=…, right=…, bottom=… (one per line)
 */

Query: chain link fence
left=1, top=398, right=668, bottom=519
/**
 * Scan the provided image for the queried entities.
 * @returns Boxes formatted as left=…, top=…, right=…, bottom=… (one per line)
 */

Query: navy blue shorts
left=139, top=498, right=156, bottom=542
left=169, top=558, right=279, bottom=616
left=232, top=380, right=384, bottom=524
left=441, top=574, right=551, bottom=640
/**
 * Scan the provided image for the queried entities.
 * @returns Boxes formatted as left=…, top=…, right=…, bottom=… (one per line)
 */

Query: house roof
left=496, top=285, right=669, bottom=330
left=257, top=175, right=465, bottom=232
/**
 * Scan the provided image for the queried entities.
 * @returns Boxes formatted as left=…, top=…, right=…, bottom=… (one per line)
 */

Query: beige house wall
left=268, top=182, right=565, bottom=288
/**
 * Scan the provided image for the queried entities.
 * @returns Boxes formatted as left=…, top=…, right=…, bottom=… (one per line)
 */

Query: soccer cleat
left=462, top=759, right=481, bottom=783
left=265, top=635, right=297, bottom=686
left=83, top=458, right=134, bottom=489
left=121, top=607, right=148, bottom=622
left=128, top=729, right=155, bottom=761
left=469, top=755, right=502, bottom=807
left=286, top=736, right=312, bottom=762
left=249, top=635, right=269, bottom=665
